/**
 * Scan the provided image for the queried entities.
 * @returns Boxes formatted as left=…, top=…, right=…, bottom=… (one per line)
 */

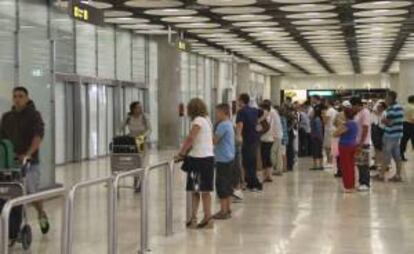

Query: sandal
left=213, top=211, right=231, bottom=220
left=197, top=218, right=213, bottom=229
left=186, top=218, right=197, bottom=229
left=389, top=175, right=403, bottom=182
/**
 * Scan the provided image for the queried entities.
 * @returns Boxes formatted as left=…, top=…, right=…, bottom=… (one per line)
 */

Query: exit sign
left=68, top=0, right=104, bottom=25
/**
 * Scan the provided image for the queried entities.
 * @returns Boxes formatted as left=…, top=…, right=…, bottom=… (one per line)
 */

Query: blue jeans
left=382, top=136, right=402, bottom=166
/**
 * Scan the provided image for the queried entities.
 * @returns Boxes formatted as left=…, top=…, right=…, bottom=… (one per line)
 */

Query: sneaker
left=39, top=213, right=50, bottom=234
left=213, top=212, right=231, bottom=220
left=357, top=185, right=370, bottom=192
left=232, top=190, right=244, bottom=201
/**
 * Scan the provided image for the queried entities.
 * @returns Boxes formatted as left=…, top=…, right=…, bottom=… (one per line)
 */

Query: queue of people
left=176, top=93, right=300, bottom=229
left=176, top=90, right=413, bottom=230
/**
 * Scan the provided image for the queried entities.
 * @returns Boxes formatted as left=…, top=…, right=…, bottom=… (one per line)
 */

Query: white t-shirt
left=260, top=111, right=274, bottom=142
left=356, top=108, right=371, bottom=145
left=188, top=116, right=214, bottom=158
left=272, top=108, right=284, bottom=140
left=325, top=107, right=338, bottom=131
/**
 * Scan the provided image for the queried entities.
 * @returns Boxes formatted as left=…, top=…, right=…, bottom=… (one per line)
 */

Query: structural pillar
left=398, top=60, right=414, bottom=106
left=270, top=76, right=282, bottom=106
left=156, top=37, right=181, bottom=149
left=236, top=62, right=251, bottom=95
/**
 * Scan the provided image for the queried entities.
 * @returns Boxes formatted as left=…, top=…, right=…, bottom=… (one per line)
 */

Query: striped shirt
left=384, top=103, right=404, bottom=138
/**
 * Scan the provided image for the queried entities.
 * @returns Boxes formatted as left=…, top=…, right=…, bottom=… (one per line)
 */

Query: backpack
left=0, top=139, right=16, bottom=169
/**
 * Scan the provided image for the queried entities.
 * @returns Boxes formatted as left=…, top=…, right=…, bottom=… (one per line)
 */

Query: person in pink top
left=351, top=97, right=371, bottom=192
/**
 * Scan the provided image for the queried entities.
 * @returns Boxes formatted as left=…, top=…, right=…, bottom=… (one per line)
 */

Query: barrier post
left=65, top=177, right=114, bottom=254
left=165, top=160, right=174, bottom=236
left=0, top=187, right=67, bottom=254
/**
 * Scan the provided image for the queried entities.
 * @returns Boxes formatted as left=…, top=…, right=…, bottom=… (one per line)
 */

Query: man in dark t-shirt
left=236, top=93, right=263, bottom=191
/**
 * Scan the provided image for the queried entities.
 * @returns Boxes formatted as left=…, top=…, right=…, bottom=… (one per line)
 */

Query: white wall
left=281, top=74, right=392, bottom=90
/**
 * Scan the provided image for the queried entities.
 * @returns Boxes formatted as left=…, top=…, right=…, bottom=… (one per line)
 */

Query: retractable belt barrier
left=0, top=159, right=178, bottom=254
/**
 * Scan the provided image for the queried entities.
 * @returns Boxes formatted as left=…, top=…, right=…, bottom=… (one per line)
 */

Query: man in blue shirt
left=213, top=104, right=235, bottom=220
left=381, top=91, right=405, bottom=182
left=236, top=93, right=263, bottom=191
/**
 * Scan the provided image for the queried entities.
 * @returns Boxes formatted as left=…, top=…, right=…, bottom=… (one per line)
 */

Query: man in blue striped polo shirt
left=381, top=91, right=404, bottom=182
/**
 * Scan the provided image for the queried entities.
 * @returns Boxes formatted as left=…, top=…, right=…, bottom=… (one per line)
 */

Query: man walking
left=0, top=87, right=50, bottom=234
left=236, top=93, right=263, bottom=191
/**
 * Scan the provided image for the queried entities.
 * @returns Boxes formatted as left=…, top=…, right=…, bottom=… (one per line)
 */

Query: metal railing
left=0, top=158, right=178, bottom=254
left=65, top=177, right=115, bottom=254
left=113, top=160, right=176, bottom=254
left=0, top=187, right=68, bottom=254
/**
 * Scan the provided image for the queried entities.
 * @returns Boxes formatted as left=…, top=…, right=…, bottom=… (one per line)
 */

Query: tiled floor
left=7, top=150, right=414, bottom=254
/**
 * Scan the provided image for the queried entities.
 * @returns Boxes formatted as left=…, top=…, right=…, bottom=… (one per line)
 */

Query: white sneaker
left=357, top=185, right=370, bottom=192
left=232, top=190, right=244, bottom=202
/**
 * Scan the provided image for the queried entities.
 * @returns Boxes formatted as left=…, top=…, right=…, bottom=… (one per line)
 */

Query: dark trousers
left=287, top=129, right=295, bottom=171
left=298, top=128, right=310, bottom=157
left=242, top=142, right=261, bottom=188
left=401, top=122, right=414, bottom=158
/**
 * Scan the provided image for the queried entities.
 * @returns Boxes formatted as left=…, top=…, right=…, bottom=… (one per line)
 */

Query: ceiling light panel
left=354, top=9, right=408, bottom=17
left=292, top=19, right=339, bottom=26
left=222, top=14, right=273, bottom=21
left=175, top=23, right=221, bottom=28
left=83, top=1, right=113, bottom=9
left=124, top=0, right=183, bottom=8
left=104, top=17, right=149, bottom=24
left=353, top=1, right=412, bottom=10
left=197, top=0, right=257, bottom=6
left=161, top=16, right=210, bottom=23
left=280, top=4, right=335, bottom=12
left=144, top=8, right=197, bottom=16
left=104, top=10, right=133, bottom=17
left=232, top=21, right=278, bottom=27
left=211, top=7, right=264, bottom=14
left=286, top=12, right=337, bottom=19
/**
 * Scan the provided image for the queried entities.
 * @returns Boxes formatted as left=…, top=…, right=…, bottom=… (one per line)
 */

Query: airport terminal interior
left=0, top=0, right=414, bottom=253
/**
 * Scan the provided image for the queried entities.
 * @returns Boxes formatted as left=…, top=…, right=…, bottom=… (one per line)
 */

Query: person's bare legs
left=191, top=192, right=200, bottom=220
left=325, top=148, right=332, bottom=164
left=33, top=201, right=45, bottom=217
left=201, top=192, right=212, bottom=221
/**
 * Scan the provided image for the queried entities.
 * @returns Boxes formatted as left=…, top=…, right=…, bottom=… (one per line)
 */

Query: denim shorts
left=382, top=136, right=401, bottom=165
left=24, top=163, right=41, bottom=194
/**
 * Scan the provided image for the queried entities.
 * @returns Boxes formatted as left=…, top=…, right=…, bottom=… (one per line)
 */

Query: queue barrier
left=0, top=159, right=178, bottom=254
left=65, top=176, right=115, bottom=254
left=0, top=187, right=68, bottom=254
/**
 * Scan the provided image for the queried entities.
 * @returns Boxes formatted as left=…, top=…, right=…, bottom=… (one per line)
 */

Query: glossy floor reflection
left=9, top=150, right=414, bottom=254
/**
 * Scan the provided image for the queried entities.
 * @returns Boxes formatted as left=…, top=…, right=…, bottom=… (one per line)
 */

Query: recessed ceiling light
left=175, top=23, right=221, bottom=28
left=80, top=1, right=113, bottom=9
left=124, top=0, right=183, bottom=8
left=222, top=14, right=272, bottom=21
left=104, top=10, right=133, bottom=17
left=197, top=0, right=256, bottom=6
left=144, top=8, right=197, bottom=16
left=353, top=1, right=412, bottom=10
left=232, top=21, right=278, bottom=27
left=120, top=24, right=164, bottom=29
left=105, top=17, right=149, bottom=24
left=354, top=9, right=408, bottom=17
left=280, top=4, right=335, bottom=12
left=287, top=12, right=337, bottom=19
left=161, top=16, right=210, bottom=23
left=211, top=6, right=264, bottom=14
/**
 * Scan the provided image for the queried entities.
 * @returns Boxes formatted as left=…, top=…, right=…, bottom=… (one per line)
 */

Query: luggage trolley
left=0, top=161, right=33, bottom=250
left=110, top=135, right=146, bottom=190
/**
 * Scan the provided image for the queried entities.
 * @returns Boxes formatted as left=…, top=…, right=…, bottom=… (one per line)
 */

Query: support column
left=236, top=62, right=251, bottom=95
left=157, top=37, right=181, bottom=149
left=270, top=76, right=282, bottom=106
left=398, top=60, right=414, bottom=106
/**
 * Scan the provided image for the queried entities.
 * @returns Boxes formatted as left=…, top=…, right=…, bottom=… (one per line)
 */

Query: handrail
left=0, top=187, right=68, bottom=254
left=113, top=159, right=176, bottom=254
left=65, top=177, right=115, bottom=254
left=113, top=168, right=145, bottom=254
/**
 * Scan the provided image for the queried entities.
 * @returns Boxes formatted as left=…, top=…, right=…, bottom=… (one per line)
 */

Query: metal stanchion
left=165, top=160, right=174, bottom=236
left=65, top=177, right=115, bottom=254
left=0, top=187, right=67, bottom=254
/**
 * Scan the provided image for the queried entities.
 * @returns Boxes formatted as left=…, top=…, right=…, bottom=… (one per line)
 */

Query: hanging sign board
left=68, top=0, right=104, bottom=26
